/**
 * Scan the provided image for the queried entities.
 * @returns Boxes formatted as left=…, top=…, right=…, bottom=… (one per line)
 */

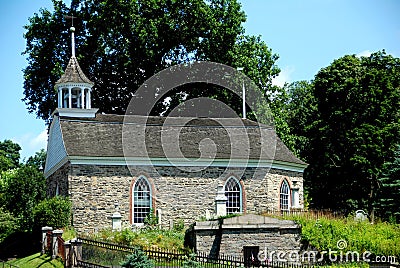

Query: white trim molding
left=67, top=156, right=307, bottom=173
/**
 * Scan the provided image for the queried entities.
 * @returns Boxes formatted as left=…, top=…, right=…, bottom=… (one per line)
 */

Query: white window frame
left=132, top=176, right=152, bottom=225
left=224, top=176, right=242, bottom=214
left=280, top=180, right=290, bottom=212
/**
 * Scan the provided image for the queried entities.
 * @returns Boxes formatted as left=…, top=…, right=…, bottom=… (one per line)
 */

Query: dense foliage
left=0, top=141, right=70, bottom=235
left=88, top=227, right=185, bottom=251
left=0, top=207, right=19, bottom=243
left=33, top=196, right=72, bottom=230
left=3, top=164, right=46, bottom=231
left=0, top=139, right=21, bottom=171
left=23, top=0, right=279, bottom=124
left=289, top=215, right=400, bottom=261
left=375, top=145, right=400, bottom=222
left=276, top=52, right=400, bottom=215
left=120, top=249, right=154, bottom=268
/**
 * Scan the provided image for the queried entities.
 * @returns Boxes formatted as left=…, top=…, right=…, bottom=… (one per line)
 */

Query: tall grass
left=286, top=214, right=400, bottom=259
left=84, top=227, right=186, bottom=252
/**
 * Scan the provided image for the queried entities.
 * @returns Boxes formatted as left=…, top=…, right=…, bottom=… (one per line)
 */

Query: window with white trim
left=280, top=180, right=290, bottom=211
left=224, top=177, right=242, bottom=214
left=133, top=176, right=152, bottom=224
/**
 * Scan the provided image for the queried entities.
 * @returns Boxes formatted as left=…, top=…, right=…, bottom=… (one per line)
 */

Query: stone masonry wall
left=193, top=215, right=302, bottom=259
left=66, top=164, right=303, bottom=233
left=195, top=228, right=301, bottom=258
left=47, top=162, right=70, bottom=197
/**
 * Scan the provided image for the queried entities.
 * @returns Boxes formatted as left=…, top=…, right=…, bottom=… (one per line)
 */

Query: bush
left=120, top=249, right=154, bottom=268
left=88, top=228, right=185, bottom=251
left=33, top=196, right=72, bottom=230
left=183, top=253, right=202, bottom=268
left=173, top=219, right=185, bottom=232
left=0, top=207, right=19, bottom=243
left=3, top=165, right=46, bottom=231
left=143, top=209, right=158, bottom=228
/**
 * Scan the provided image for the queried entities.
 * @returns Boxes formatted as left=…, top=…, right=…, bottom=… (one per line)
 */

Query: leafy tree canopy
left=304, top=51, right=400, bottom=213
left=3, top=165, right=46, bottom=231
left=375, top=144, right=400, bottom=222
left=0, top=140, right=21, bottom=172
left=26, top=149, right=46, bottom=172
left=23, top=0, right=280, bottom=124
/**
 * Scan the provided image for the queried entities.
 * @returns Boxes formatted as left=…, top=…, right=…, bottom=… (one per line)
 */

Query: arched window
left=280, top=180, right=290, bottom=211
left=224, top=177, right=242, bottom=214
left=132, top=176, right=152, bottom=224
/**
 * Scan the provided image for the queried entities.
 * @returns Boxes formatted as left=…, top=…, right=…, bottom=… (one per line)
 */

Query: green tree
left=3, top=165, right=46, bottom=231
left=304, top=51, right=400, bottom=214
left=269, top=81, right=316, bottom=158
left=22, top=0, right=279, bottom=124
left=0, top=139, right=21, bottom=171
left=33, top=196, right=72, bottom=230
left=0, top=207, right=19, bottom=243
left=375, top=145, right=400, bottom=222
left=26, top=149, right=46, bottom=172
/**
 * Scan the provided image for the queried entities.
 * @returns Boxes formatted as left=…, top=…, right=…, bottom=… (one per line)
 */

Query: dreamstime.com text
left=257, top=240, right=397, bottom=264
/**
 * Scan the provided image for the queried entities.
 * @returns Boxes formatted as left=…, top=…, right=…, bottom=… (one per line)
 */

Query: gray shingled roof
left=55, top=56, right=94, bottom=85
left=59, top=114, right=306, bottom=165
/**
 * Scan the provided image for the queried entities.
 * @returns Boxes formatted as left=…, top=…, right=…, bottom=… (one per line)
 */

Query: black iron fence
left=0, top=260, right=19, bottom=268
left=78, top=237, right=323, bottom=268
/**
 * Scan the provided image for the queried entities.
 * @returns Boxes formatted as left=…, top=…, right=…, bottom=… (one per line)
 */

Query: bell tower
left=54, top=24, right=98, bottom=118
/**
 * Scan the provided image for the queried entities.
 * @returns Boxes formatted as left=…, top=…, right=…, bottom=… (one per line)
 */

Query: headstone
left=111, top=202, right=122, bottom=231
left=215, top=184, right=227, bottom=217
left=354, top=210, right=368, bottom=222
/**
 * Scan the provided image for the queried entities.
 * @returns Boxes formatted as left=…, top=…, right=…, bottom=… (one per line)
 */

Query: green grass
left=7, top=252, right=64, bottom=268
left=87, top=227, right=186, bottom=251
left=282, top=215, right=400, bottom=260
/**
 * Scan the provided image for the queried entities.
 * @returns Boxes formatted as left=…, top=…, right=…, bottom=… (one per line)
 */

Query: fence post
left=70, top=238, right=82, bottom=267
left=51, top=229, right=63, bottom=259
left=41, top=226, right=53, bottom=254
left=64, top=240, right=71, bottom=268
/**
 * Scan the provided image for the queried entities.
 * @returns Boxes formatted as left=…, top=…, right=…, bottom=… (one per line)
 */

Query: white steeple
left=54, top=23, right=98, bottom=118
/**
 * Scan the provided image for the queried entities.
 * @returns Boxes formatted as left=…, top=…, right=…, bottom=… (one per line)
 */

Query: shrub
left=89, top=228, right=185, bottom=251
left=0, top=207, right=19, bottom=243
left=143, top=209, right=158, bottom=228
left=173, top=219, right=185, bottom=232
left=120, top=248, right=154, bottom=268
left=3, top=165, right=46, bottom=231
left=33, top=196, right=72, bottom=230
left=183, top=253, right=202, bottom=268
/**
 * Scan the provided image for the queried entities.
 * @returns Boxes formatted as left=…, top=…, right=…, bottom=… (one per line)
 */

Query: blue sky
left=0, top=0, right=399, bottom=160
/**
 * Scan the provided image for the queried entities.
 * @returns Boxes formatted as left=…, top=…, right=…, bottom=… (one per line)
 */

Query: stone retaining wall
left=192, top=214, right=302, bottom=258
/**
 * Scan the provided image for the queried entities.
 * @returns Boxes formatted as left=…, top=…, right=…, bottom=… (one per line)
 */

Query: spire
left=53, top=21, right=97, bottom=118
left=71, top=26, right=76, bottom=57
left=55, top=21, right=93, bottom=85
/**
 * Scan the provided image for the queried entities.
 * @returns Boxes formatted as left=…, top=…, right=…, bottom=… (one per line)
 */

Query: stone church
left=44, top=27, right=307, bottom=233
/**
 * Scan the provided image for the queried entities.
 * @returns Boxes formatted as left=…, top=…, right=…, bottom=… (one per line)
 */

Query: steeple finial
left=70, top=26, right=76, bottom=57
left=64, top=15, right=77, bottom=57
